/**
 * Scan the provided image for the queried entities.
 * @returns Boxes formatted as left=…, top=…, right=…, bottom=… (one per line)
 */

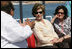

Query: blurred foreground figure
left=1, top=1, right=33, bottom=48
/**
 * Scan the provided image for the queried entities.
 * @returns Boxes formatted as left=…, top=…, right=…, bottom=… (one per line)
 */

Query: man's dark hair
left=1, top=1, right=15, bottom=14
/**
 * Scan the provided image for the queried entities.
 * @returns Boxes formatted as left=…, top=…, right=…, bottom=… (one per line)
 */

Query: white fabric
left=1, top=11, right=33, bottom=48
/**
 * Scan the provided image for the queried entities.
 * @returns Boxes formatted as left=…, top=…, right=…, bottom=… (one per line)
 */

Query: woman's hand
left=52, top=35, right=71, bottom=43
left=56, top=37, right=64, bottom=43
left=50, top=38, right=59, bottom=44
left=64, top=35, right=71, bottom=39
left=51, top=14, right=59, bottom=24
left=25, top=18, right=35, bottom=29
left=54, top=14, right=59, bottom=19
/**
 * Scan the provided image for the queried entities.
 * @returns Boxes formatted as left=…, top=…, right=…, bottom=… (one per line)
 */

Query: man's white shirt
left=1, top=11, right=33, bottom=48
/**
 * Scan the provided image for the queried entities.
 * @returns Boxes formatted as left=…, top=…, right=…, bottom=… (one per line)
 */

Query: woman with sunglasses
left=32, top=3, right=60, bottom=48
left=51, top=5, right=71, bottom=48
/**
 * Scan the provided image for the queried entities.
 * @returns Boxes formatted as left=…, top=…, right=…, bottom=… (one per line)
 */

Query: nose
left=37, top=13, right=40, bottom=16
left=38, top=13, right=40, bottom=15
left=59, top=13, right=62, bottom=16
left=37, top=14, right=40, bottom=17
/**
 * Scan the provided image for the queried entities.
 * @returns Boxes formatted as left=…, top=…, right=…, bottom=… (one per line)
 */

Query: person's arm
left=2, top=16, right=33, bottom=43
left=56, top=34, right=71, bottom=43
left=63, top=35, right=71, bottom=39
left=25, top=19, right=35, bottom=29
left=46, top=20, right=59, bottom=44
left=51, top=15, right=58, bottom=24
left=33, top=25, right=58, bottom=44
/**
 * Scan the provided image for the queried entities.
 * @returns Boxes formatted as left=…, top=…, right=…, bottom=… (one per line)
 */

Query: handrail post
left=42, top=1, right=46, bottom=19
left=19, top=1, right=23, bottom=23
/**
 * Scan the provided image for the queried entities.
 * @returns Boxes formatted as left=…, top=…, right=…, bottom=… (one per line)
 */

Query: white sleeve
left=1, top=14, right=33, bottom=43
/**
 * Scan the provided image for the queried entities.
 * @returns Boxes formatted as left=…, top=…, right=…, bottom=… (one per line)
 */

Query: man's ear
left=43, top=11, right=45, bottom=15
left=10, top=9, right=14, bottom=16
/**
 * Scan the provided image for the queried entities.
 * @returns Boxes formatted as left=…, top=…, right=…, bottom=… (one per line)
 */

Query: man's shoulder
left=1, top=11, right=12, bottom=17
left=1, top=11, right=13, bottom=19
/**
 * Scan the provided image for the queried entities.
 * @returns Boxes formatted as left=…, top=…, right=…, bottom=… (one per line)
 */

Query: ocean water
left=13, top=3, right=65, bottom=21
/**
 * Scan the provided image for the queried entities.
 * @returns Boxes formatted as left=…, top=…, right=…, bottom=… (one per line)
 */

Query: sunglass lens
left=34, top=12, right=38, bottom=14
left=39, top=12, right=42, bottom=14
left=58, top=12, right=64, bottom=14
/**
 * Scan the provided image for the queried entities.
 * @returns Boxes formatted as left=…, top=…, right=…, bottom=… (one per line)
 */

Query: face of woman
left=57, top=9, right=65, bottom=20
left=34, top=9, right=43, bottom=21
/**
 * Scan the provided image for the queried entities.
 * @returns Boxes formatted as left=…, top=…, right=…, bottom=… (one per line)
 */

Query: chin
left=37, top=19, right=41, bottom=21
left=58, top=16, right=63, bottom=19
left=38, top=19, right=41, bottom=21
left=60, top=17, right=63, bottom=19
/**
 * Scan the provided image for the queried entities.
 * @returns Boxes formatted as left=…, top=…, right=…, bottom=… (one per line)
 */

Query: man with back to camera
left=1, top=1, right=33, bottom=48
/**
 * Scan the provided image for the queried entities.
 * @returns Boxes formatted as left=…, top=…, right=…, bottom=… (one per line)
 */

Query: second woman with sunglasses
left=51, top=5, right=71, bottom=48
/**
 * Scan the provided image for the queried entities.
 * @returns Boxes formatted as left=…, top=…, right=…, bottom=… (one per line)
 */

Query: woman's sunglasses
left=57, top=12, right=64, bottom=15
left=34, top=11, right=43, bottom=14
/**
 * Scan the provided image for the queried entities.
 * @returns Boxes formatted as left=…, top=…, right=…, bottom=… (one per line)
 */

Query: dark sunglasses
left=57, top=12, right=64, bottom=14
left=34, top=11, right=43, bottom=14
